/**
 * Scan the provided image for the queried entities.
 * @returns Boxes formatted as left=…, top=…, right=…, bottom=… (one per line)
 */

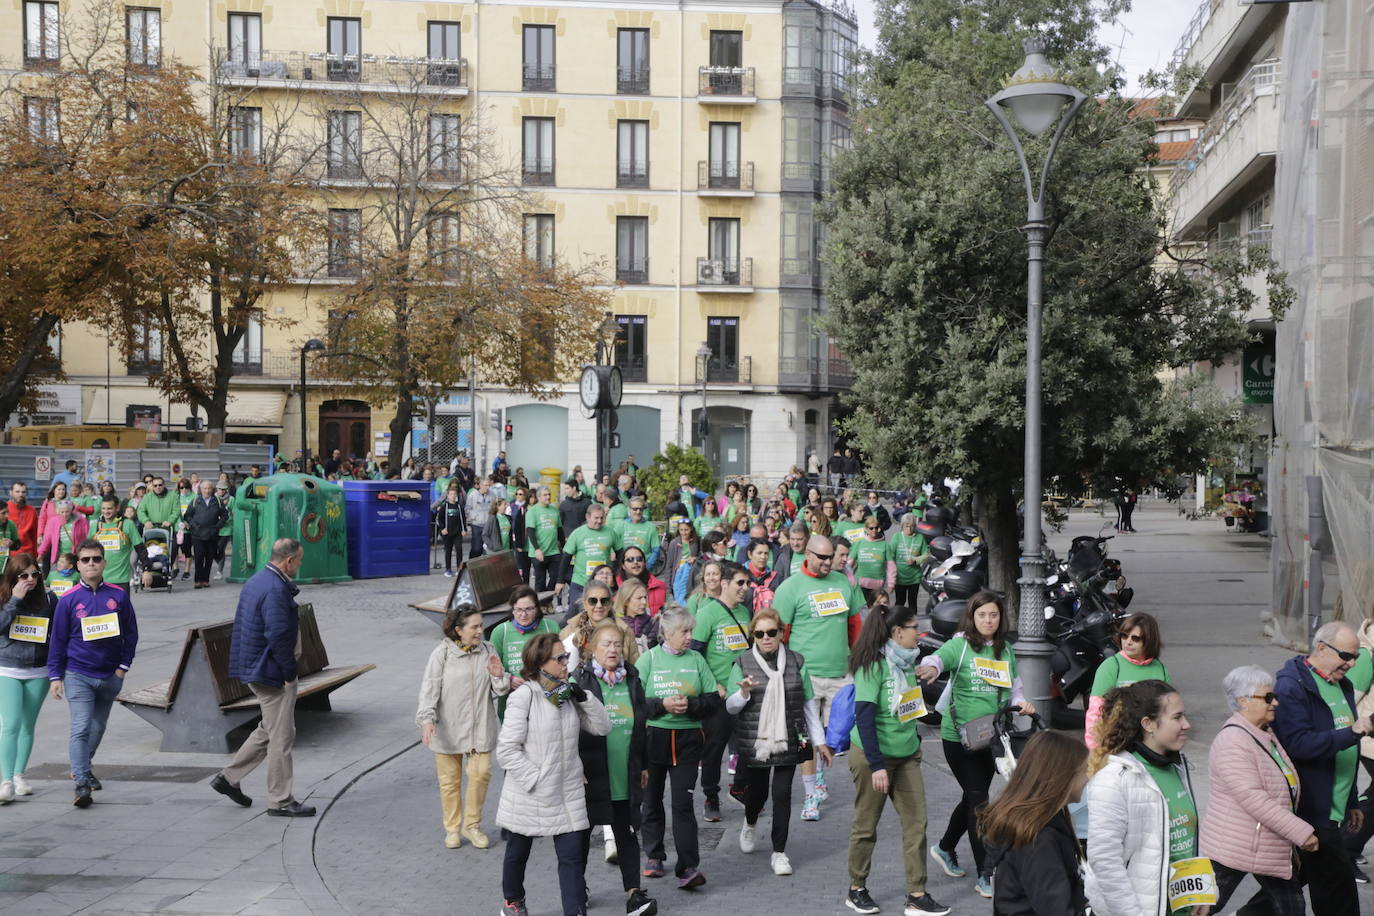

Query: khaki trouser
left=847, top=748, right=929, bottom=894
left=435, top=751, right=492, bottom=834
left=221, top=680, right=298, bottom=809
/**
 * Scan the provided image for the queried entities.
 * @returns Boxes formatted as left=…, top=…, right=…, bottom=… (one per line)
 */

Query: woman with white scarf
left=725, top=606, right=831, bottom=876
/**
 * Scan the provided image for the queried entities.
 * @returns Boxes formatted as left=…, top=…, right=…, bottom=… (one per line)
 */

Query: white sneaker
left=12, top=774, right=31, bottom=796
left=771, top=852, right=793, bottom=876
left=604, top=836, right=617, bottom=863
left=739, top=823, right=757, bottom=853
left=0, top=781, right=13, bottom=804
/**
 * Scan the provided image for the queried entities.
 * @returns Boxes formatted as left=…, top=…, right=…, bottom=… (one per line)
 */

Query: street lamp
left=984, top=37, right=1086, bottom=710
left=595, top=313, right=620, bottom=482
left=695, top=341, right=712, bottom=471
left=299, top=339, right=326, bottom=474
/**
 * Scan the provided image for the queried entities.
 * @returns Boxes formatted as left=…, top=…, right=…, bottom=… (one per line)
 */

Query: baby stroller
left=136, top=528, right=174, bottom=593
left=991, top=702, right=1046, bottom=779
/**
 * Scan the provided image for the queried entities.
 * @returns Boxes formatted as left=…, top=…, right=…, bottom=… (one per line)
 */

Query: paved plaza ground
left=0, top=503, right=1367, bottom=914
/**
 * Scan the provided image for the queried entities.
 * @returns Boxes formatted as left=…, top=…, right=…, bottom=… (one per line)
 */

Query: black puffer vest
left=733, top=647, right=810, bottom=767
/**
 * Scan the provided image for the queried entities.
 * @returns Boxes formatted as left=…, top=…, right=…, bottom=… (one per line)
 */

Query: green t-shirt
left=217, top=499, right=233, bottom=538
left=787, top=487, right=802, bottom=509
left=617, top=520, right=659, bottom=556
left=46, top=568, right=79, bottom=597
left=563, top=525, right=617, bottom=586
left=1090, top=654, right=1170, bottom=697
left=495, top=514, right=511, bottom=550
left=637, top=645, right=717, bottom=729
left=58, top=520, right=77, bottom=556
left=0, top=519, right=17, bottom=574
left=686, top=590, right=719, bottom=619
left=851, top=537, right=890, bottom=581
left=888, top=532, right=927, bottom=586
left=789, top=551, right=804, bottom=575
left=694, top=514, right=721, bottom=539
left=607, top=503, right=629, bottom=529
left=772, top=569, right=863, bottom=678
left=490, top=617, right=561, bottom=676
left=75, top=495, right=101, bottom=515
left=679, top=488, right=700, bottom=519
left=850, top=660, right=921, bottom=759
left=935, top=636, right=1018, bottom=742
left=1347, top=648, right=1374, bottom=694
left=1313, top=669, right=1359, bottom=823
left=691, top=598, right=752, bottom=684
left=136, top=489, right=179, bottom=527
left=93, top=518, right=142, bottom=585
left=525, top=504, right=561, bottom=555
left=835, top=521, right=866, bottom=543
left=602, top=679, right=635, bottom=802
left=1134, top=753, right=1199, bottom=869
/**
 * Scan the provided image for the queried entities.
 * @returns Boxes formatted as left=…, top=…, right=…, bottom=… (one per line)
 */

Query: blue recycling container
left=342, top=480, right=432, bottom=579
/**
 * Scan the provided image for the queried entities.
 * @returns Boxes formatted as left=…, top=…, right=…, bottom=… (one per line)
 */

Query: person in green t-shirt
left=615, top=499, right=658, bottom=561
left=843, top=603, right=948, bottom=916
left=850, top=517, right=893, bottom=604
left=0, top=504, right=17, bottom=576
left=557, top=504, right=618, bottom=612
left=917, top=591, right=1034, bottom=894
left=638, top=607, right=718, bottom=885
left=693, top=499, right=724, bottom=540
left=888, top=513, right=928, bottom=609
left=834, top=502, right=867, bottom=545
left=92, top=496, right=142, bottom=587
left=524, top=485, right=562, bottom=593
left=213, top=485, right=233, bottom=579
left=488, top=585, right=560, bottom=718
left=45, top=552, right=80, bottom=598
left=691, top=562, right=752, bottom=819
left=1087, top=612, right=1170, bottom=748
left=773, top=534, right=865, bottom=821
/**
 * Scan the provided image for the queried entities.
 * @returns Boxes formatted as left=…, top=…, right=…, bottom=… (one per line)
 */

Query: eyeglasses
left=585, top=597, right=609, bottom=606
left=898, top=623, right=921, bottom=631
left=808, top=550, right=834, bottom=561
left=753, top=628, right=780, bottom=639
left=730, top=579, right=748, bottom=587
left=512, top=605, right=538, bottom=614
left=1321, top=642, right=1360, bottom=663
left=1248, top=692, right=1278, bottom=704
left=78, top=555, right=105, bottom=564
left=553, top=653, right=570, bottom=664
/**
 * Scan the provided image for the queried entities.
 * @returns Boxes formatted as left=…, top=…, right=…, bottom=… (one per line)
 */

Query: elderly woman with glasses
left=490, top=586, right=560, bottom=717
left=1086, top=612, right=1170, bottom=749
left=1199, top=665, right=1314, bottom=915
left=496, top=632, right=610, bottom=916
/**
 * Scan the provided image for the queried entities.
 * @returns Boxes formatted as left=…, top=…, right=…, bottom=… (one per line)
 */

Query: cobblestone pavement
left=2, top=507, right=1372, bottom=913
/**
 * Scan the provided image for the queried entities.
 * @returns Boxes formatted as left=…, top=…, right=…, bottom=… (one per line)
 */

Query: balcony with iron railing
left=783, top=67, right=823, bottom=95
left=1171, top=0, right=1274, bottom=112
left=698, top=160, right=755, bottom=196
left=778, top=355, right=853, bottom=392
left=617, top=67, right=650, bottom=95
left=523, top=64, right=555, bottom=92
left=522, top=158, right=555, bottom=186
left=780, top=257, right=822, bottom=288
left=616, top=256, right=648, bottom=285
left=618, top=356, right=647, bottom=383
left=1170, top=59, right=1281, bottom=238
left=217, top=50, right=469, bottom=95
left=326, top=158, right=363, bottom=180
left=696, top=257, right=753, bottom=292
left=617, top=162, right=649, bottom=188
left=697, top=355, right=752, bottom=385
left=698, top=67, right=756, bottom=103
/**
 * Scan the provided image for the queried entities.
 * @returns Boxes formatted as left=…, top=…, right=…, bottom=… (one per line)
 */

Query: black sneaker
left=74, top=783, right=93, bottom=808
left=903, top=893, right=951, bottom=916
left=703, top=798, right=721, bottom=822
left=1355, top=865, right=1370, bottom=885
left=846, top=887, right=880, bottom=914
left=88, top=773, right=102, bottom=791
left=626, top=888, right=657, bottom=916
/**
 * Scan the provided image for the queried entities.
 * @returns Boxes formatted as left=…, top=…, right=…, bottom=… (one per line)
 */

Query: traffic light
left=504, top=421, right=514, bottom=441
left=488, top=408, right=501, bottom=429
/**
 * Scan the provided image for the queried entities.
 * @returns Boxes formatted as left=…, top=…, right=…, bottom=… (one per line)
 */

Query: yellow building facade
left=6, top=0, right=856, bottom=481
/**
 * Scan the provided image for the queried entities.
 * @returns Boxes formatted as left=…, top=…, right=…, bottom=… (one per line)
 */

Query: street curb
left=281, top=738, right=423, bottom=915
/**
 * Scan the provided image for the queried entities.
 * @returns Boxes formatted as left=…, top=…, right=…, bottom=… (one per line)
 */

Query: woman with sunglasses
left=615, top=579, right=659, bottom=657
left=616, top=547, right=666, bottom=617
left=1086, top=613, right=1170, bottom=749
left=1198, top=665, right=1312, bottom=915
left=496, top=633, right=610, bottom=916
left=561, top=582, right=637, bottom=671
left=0, top=554, right=54, bottom=803
left=726, top=606, right=831, bottom=877
left=851, top=516, right=894, bottom=607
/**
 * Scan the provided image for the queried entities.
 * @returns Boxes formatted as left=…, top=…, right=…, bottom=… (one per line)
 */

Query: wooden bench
left=411, top=550, right=556, bottom=635
left=117, top=604, right=375, bottom=753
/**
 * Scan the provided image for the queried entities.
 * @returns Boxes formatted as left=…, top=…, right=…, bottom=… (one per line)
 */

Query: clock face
left=607, top=366, right=623, bottom=408
left=580, top=366, right=601, bottom=409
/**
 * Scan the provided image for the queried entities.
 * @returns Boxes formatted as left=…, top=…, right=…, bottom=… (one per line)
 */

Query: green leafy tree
left=823, top=0, right=1264, bottom=604
left=639, top=443, right=714, bottom=518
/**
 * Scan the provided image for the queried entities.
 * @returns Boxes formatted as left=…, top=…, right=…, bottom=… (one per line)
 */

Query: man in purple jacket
left=48, top=537, right=140, bottom=808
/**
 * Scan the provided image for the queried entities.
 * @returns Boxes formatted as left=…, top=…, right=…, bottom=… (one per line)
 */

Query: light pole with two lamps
left=984, top=37, right=1085, bottom=708
left=299, top=339, right=326, bottom=474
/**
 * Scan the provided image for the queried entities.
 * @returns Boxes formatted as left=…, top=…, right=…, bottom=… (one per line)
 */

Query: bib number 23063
left=1167, top=857, right=1218, bottom=910
left=810, top=591, right=848, bottom=617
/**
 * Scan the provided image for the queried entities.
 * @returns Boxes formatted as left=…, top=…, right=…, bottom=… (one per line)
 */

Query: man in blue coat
left=1272, top=620, right=1373, bottom=915
left=210, top=538, right=314, bottom=816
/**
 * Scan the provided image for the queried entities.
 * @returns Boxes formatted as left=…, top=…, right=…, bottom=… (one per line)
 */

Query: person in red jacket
left=7, top=483, right=38, bottom=558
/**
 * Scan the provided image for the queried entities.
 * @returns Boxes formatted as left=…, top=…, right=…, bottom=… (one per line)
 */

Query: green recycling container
left=228, top=474, right=351, bottom=584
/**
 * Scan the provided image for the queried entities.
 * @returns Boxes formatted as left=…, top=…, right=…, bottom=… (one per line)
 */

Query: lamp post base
left=1014, top=555, right=1053, bottom=713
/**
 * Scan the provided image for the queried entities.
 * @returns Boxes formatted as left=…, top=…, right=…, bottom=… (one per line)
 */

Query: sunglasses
left=753, top=628, right=780, bottom=639
left=78, top=555, right=105, bottom=564
left=1249, top=692, right=1278, bottom=704
left=17, top=571, right=40, bottom=579
left=585, top=597, right=609, bottom=606
left=624, top=556, right=644, bottom=563
left=808, top=551, right=834, bottom=561
left=1120, top=632, right=1144, bottom=642
left=553, top=653, right=570, bottom=664
left=1322, top=642, right=1360, bottom=663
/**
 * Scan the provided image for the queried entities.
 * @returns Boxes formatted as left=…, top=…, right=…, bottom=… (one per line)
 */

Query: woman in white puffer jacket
left=1084, top=679, right=1201, bottom=916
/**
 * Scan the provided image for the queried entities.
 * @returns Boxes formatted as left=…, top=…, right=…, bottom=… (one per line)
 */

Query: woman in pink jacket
left=36, top=500, right=89, bottom=569
left=1200, top=664, right=1315, bottom=915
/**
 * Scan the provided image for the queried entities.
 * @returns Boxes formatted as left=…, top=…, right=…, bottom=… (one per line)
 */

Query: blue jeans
left=65, top=672, right=123, bottom=784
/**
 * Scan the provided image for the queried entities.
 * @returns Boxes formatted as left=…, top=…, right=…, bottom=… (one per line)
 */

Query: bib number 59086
left=1167, top=857, right=1218, bottom=910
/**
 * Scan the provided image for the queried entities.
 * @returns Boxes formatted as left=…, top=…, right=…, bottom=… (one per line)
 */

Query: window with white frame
left=428, top=113, right=461, bottom=178
left=24, top=1, right=59, bottom=65
left=126, top=7, right=160, bottom=67
left=523, top=214, right=555, bottom=269
left=231, top=311, right=263, bottom=373
left=229, top=106, right=262, bottom=159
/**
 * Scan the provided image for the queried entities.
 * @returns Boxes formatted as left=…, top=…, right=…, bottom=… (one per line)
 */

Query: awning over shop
left=82, top=387, right=286, bottom=432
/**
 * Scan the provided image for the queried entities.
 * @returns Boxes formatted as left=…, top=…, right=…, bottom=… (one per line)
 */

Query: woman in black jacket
left=0, top=553, right=55, bottom=802
left=979, top=730, right=1090, bottom=916
left=182, top=481, right=229, bottom=589
left=574, top=620, right=657, bottom=916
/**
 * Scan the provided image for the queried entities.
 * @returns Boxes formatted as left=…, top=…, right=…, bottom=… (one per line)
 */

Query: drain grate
left=24, top=763, right=220, bottom=783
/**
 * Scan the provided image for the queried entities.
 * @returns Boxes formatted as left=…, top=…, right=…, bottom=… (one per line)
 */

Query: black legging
left=700, top=705, right=733, bottom=804
left=580, top=800, right=642, bottom=893
left=940, top=739, right=996, bottom=876
left=214, top=535, right=231, bottom=571
left=894, top=583, right=922, bottom=610
left=742, top=763, right=797, bottom=853
left=442, top=531, right=463, bottom=571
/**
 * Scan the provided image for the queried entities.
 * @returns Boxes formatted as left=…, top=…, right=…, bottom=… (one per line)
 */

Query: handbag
left=825, top=683, right=856, bottom=752
left=948, top=641, right=1006, bottom=752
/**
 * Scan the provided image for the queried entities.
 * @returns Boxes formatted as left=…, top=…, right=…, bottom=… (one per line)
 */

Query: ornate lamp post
left=299, top=339, right=326, bottom=473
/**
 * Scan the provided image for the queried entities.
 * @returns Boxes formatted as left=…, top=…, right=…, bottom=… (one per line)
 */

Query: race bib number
left=0, top=545, right=8, bottom=560
left=1167, top=857, right=1218, bottom=910
left=9, top=615, right=48, bottom=643
left=49, top=579, right=76, bottom=597
left=721, top=625, right=748, bottom=652
left=584, top=559, right=605, bottom=577
left=97, top=529, right=123, bottom=551
left=810, top=590, right=849, bottom=617
left=974, top=657, right=1012, bottom=688
left=896, top=685, right=927, bottom=723
left=81, top=613, right=121, bottom=641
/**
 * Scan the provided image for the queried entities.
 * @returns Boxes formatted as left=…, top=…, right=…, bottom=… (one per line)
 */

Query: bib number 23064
left=1167, top=857, right=1218, bottom=910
